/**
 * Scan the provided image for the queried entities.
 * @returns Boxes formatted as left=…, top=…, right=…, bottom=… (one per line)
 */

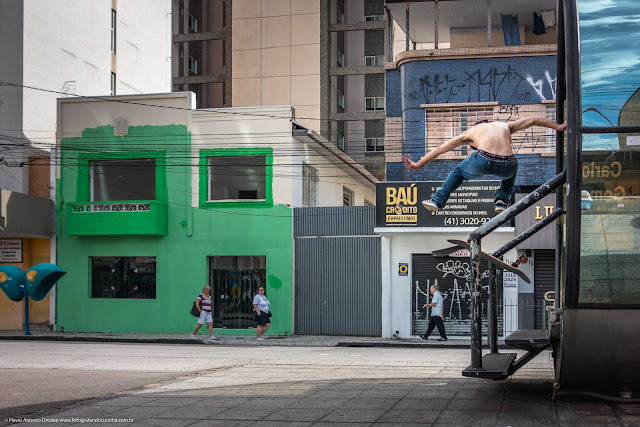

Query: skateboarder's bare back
left=403, top=117, right=566, bottom=213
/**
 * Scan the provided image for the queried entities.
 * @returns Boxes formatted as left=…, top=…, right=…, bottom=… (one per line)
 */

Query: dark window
left=189, top=13, right=198, bottom=32
left=209, top=256, right=266, bottom=328
left=337, top=132, right=345, bottom=151
left=90, top=159, right=156, bottom=201
left=188, top=55, right=198, bottom=74
left=208, top=156, right=266, bottom=201
left=111, top=9, right=117, bottom=53
left=337, top=5, right=344, bottom=23
left=110, top=72, right=116, bottom=95
left=365, top=137, right=385, bottom=152
left=302, top=162, right=318, bottom=207
left=343, top=186, right=353, bottom=206
left=91, top=257, right=156, bottom=299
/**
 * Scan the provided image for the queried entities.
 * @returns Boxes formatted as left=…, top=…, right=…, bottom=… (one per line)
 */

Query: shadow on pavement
left=4, top=377, right=639, bottom=426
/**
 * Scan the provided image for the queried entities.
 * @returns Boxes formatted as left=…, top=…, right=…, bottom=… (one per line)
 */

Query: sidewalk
left=0, top=329, right=507, bottom=348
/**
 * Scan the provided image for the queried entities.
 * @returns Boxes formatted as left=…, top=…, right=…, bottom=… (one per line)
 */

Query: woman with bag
left=191, top=286, right=217, bottom=341
left=252, top=286, right=271, bottom=340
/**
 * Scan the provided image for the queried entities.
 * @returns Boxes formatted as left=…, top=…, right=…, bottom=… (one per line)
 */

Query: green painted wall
left=57, top=125, right=293, bottom=335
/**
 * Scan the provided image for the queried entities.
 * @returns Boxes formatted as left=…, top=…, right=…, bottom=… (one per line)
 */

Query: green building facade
left=56, top=124, right=293, bottom=336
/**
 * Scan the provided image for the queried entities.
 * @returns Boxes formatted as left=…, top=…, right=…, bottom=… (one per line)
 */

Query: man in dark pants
left=422, top=284, right=447, bottom=341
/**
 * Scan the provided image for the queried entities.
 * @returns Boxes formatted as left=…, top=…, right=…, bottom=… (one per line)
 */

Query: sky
left=578, top=0, right=640, bottom=150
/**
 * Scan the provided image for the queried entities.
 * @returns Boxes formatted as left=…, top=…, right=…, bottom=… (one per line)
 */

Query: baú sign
left=376, top=181, right=504, bottom=228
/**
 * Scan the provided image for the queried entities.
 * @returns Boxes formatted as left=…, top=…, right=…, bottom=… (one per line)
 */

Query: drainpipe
left=487, top=0, right=492, bottom=46
left=434, top=0, right=439, bottom=49
left=49, top=147, right=57, bottom=328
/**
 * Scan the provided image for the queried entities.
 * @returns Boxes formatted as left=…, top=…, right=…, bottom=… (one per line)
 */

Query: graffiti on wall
left=408, top=65, right=556, bottom=105
left=412, top=255, right=500, bottom=336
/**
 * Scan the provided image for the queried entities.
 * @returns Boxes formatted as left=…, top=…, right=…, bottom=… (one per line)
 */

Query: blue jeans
left=431, top=152, right=518, bottom=208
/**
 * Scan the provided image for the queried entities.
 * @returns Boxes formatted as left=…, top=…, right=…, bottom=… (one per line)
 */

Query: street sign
left=399, top=263, right=408, bottom=276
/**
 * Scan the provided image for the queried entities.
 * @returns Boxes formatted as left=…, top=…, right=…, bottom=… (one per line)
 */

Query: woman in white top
left=252, top=286, right=271, bottom=340
left=191, top=285, right=216, bottom=340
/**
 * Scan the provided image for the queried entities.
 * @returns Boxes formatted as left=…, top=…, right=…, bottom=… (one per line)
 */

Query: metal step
left=505, top=329, right=550, bottom=352
left=462, top=353, right=517, bottom=380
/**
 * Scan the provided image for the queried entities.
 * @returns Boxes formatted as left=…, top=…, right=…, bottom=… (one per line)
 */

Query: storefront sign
left=0, top=239, right=22, bottom=263
left=376, top=181, right=502, bottom=228
left=398, top=263, right=408, bottom=276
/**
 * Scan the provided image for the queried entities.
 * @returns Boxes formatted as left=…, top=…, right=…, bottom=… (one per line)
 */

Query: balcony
left=65, top=201, right=168, bottom=236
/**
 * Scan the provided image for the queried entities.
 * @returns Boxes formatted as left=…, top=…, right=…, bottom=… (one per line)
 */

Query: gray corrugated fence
left=294, top=207, right=381, bottom=336
left=294, top=206, right=377, bottom=237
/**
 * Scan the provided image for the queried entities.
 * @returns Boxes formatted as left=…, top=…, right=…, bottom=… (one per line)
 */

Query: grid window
left=425, top=107, right=494, bottom=158
left=545, top=106, right=557, bottom=153
left=337, top=47, right=344, bottom=67
left=90, top=159, right=156, bottom=201
left=209, top=256, right=266, bottom=329
left=337, top=5, right=344, bottom=23
left=91, top=257, right=156, bottom=299
left=302, top=162, right=318, bottom=207
left=365, top=55, right=384, bottom=66
left=111, top=9, right=116, bottom=53
left=110, top=72, right=116, bottom=95
left=343, top=186, right=354, bottom=206
left=365, top=15, right=384, bottom=22
left=188, top=55, right=198, bottom=74
left=365, top=137, right=385, bottom=152
left=189, top=13, right=198, bottom=32
left=208, top=156, right=266, bottom=201
left=365, top=97, right=384, bottom=111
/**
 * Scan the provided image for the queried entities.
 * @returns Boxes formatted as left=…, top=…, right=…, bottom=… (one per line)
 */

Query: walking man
left=403, top=117, right=566, bottom=213
left=422, top=284, right=447, bottom=341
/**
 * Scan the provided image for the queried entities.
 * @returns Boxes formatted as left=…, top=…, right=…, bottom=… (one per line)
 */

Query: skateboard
left=431, top=239, right=531, bottom=284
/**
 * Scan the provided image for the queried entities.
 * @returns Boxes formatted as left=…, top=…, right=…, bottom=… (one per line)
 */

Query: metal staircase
left=432, top=172, right=565, bottom=380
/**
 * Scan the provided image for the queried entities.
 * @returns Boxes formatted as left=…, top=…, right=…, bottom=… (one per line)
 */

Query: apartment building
left=379, top=0, right=560, bottom=338
left=0, top=0, right=171, bottom=329
left=171, top=0, right=388, bottom=179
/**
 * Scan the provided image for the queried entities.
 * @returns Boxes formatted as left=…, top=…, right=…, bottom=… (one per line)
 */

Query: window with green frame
left=199, top=148, right=273, bottom=207
left=77, top=152, right=166, bottom=202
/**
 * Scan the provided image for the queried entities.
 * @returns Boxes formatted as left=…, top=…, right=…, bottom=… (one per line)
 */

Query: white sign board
left=0, top=239, right=22, bottom=263
left=503, top=271, right=518, bottom=288
left=627, top=136, right=640, bottom=146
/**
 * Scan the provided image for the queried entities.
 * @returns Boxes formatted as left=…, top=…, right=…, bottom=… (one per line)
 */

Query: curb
left=337, top=341, right=509, bottom=349
left=0, top=335, right=205, bottom=345
left=0, top=334, right=513, bottom=349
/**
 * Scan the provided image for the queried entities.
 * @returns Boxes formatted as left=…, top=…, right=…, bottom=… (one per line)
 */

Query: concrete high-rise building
left=171, top=0, right=388, bottom=178
left=0, top=0, right=172, bottom=329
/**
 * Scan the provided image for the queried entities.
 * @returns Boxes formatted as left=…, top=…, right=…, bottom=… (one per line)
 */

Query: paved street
left=0, top=341, right=638, bottom=426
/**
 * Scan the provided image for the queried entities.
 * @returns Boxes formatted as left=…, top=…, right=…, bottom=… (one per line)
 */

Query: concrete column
left=381, top=235, right=392, bottom=338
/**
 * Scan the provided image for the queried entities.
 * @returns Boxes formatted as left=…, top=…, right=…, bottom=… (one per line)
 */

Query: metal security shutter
left=533, top=249, right=555, bottom=329
left=411, top=254, right=503, bottom=337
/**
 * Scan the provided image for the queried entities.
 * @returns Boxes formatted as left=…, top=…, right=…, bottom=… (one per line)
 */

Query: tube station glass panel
left=578, top=0, right=640, bottom=304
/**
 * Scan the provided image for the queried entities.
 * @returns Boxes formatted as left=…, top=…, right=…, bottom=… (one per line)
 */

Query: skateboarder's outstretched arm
left=403, top=131, right=470, bottom=171
left=508, top=117, right=567, bottom=133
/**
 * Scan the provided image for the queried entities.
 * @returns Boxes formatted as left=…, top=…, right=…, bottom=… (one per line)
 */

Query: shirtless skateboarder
left=403, top=117, right=566, bottom=213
